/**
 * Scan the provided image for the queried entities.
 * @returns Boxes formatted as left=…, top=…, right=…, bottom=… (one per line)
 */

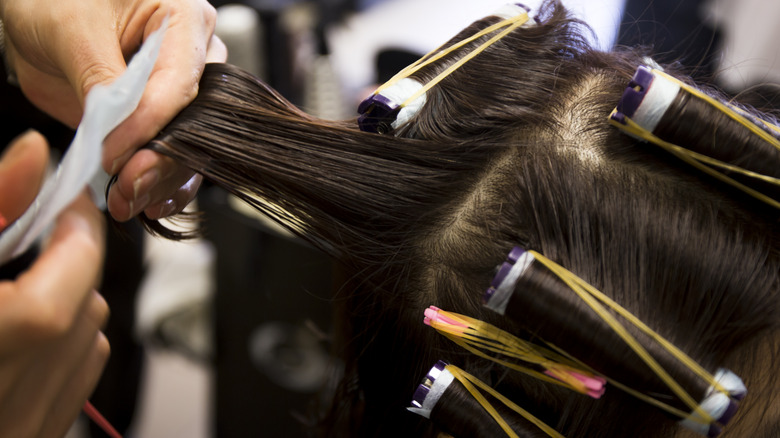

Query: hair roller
left=610, top=66, right=780, bottom=209
left=483, top=247, right=746, bottom=436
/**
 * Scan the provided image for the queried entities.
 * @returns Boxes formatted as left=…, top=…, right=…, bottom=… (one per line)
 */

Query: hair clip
left=609, top=65, right=680, bottom=130
left=357, top=78, right=425, bottom=134
left=358, top=3, right=535, bottom=133
left=408, top=360, right=455, bottom=419
left=483, top=246, right=535, bottom=315
left=680, top=369, right=747, bottom=437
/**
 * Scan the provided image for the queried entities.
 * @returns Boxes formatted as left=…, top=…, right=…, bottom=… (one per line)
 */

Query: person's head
left=146, top=1, right=779, bottom=436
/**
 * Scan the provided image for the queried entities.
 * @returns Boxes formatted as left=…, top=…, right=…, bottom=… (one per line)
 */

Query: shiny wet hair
left=144, top=1, right=779, bottom=436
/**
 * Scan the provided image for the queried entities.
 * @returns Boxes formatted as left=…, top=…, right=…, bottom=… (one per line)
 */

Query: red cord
left=83, top=400, right=123, bottom=438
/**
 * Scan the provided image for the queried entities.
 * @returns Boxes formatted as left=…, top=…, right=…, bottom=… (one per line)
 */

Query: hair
left=143, top=1, right=779, bottom=436
left=426, top=370, right=554, bottom=438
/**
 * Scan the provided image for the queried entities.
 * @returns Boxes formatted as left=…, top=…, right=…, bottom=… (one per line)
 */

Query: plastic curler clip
left=357, top=93, right=399, bottom=134
left=358, top=3, right=535, bottom=134
left=358, top=78, right=426, bottom=133
left=483, top=246, right=534, bottom=315
left=610, top=66, right=655, bottom=124
left=680, top=368, right=747, bottom=437
left=610, top=65, right=680, bottom=132
left=408, top=360, right=455, bottom=419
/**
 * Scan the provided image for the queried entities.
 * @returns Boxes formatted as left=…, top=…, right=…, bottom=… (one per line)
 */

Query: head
left=146, top=1, right=779, bottom=436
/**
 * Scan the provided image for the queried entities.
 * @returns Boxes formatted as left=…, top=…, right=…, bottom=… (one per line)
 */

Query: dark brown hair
left=145, top=1, right=779, bottom=436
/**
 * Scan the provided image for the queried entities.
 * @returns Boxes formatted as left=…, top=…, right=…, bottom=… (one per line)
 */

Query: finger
left=11, top=193, right=105, bottom=341
left=0, top=292, right=108, bottom=438
left=106, top=149, right=196, bottom=221
left=54, top=11, right=127, bottom=109
left=144, top=173, right=203, bottom=219
left=103, top=2, right=219, bottom=175
left=39, top=331, right=110, bottom=438
left=0, top=130, right=50, bottom=226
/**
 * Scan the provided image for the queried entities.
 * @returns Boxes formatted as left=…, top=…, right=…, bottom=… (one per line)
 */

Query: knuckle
left=75, top=58, right=119, bottom=97
left=202, top=1, right=218, bottom=28
left=96, top=332, right=111, bottom=362
left=20, top=300, right=73, bottom=340
left=66, top=223, right=104, bottom=266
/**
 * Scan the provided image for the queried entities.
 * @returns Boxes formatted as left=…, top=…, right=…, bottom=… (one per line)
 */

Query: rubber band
left=424, top=306, right=606, bottom=398
left=526, top=250, right=714, bottom=424
left=651, top=68, right=780, bottom=153
left=610, top=67, right=780, bottom=209
left=359, top=4, right=533, bottom=132
left=377, top=6, right=532, bottom=94
left=609, top=109, right=780, bottom=209
left=399, top=16, right=529, bottom=109
left=447, top=365, right=566, bottom=438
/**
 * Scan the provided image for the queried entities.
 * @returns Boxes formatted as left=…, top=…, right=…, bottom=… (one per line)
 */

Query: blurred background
left=1, top=0, right=779, bottom=436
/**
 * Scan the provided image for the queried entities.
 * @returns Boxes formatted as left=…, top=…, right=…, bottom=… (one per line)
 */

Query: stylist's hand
left=0, top=131, right=109, bottom=437
left=0, top=0, right=227, bottom=221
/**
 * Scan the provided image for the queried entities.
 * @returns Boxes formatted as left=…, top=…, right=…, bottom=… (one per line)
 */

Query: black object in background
left=201, top=186, right=335, bottom=437
left=618, top=0, right=721, bottom=83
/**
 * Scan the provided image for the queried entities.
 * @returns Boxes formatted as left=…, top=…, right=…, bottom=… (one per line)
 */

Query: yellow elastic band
left=528, top=250, right=716, bottom=424
left=609, top=109, right=780, bottom=209
left=651, top=69, right=780, bottom=153
left=400, top=16, right=529, bottom=108
left=377, top=12, right=529, bottom=94
left=428, top=309, right=601, bottom=395
left=446, top=365, right=566, bottom=438
left=543, top=342, right=696, bottom=420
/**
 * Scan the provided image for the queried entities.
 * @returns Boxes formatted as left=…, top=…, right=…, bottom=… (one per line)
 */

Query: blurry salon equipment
left=199, top=185, right=336, bottom=437
left=618, top=0, right=780, bottom=109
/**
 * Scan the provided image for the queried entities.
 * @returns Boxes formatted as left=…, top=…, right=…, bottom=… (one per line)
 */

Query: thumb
left=0, top=131, right=50, bottom=228
left=58, top=34, right=127, bottom=107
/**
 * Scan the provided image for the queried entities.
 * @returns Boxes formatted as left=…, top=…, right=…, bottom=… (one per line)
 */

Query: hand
left=0, top=131, right=109, bottom=437
left=0, top=0, right=227, bottom=221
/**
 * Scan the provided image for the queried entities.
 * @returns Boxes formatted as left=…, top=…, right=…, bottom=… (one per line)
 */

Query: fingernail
left=133, top=169, right=160, bottom=200
left=109, top=149, right=134, bottom=175
left=126, top=193, right=151, bottom=221
left=157, top=199, right=178, bottom=218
